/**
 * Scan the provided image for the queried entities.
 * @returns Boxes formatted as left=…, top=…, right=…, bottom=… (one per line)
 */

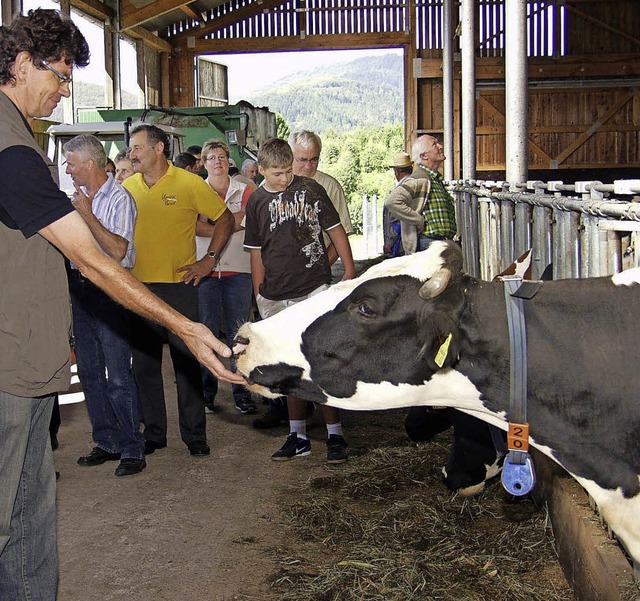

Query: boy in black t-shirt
left=244, top=138, right=356, bottom=463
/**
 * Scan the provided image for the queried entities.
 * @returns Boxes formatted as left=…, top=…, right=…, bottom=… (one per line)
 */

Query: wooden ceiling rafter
left=171, top=0, right=286, bottom=44
left=128, top=25, right=173, bottom=52
left=122, top=0, right=202, bottom=30
left=191, top=30, right=409, bottom=53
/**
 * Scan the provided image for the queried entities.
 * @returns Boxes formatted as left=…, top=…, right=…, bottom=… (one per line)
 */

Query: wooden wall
left=413, top=0, right=640, bottom=178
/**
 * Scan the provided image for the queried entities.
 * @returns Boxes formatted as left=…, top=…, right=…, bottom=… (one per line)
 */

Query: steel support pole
left=461, top=0, right=476, bottom=181
left=505, top=0, right=528, bottom=189
left=443, top=0, right=455, bottom=182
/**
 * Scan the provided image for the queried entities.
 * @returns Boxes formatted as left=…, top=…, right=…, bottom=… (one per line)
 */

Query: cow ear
left=418, top=309, right=460, bottom=371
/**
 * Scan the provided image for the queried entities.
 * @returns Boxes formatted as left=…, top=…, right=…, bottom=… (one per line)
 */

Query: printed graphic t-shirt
left=244, top=175, right=341, bottom=300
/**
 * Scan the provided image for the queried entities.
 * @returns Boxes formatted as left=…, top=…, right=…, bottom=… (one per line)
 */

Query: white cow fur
left=235, top=242, right=640, bottom=563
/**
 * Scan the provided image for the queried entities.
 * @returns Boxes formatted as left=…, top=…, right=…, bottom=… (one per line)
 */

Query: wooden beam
left=190, top=31, right=409, bottom=54
left=71, top=0, right=114, bottom=21
left=122, top=0, right=194, bottom=30
left=180, top=4, right=201, bottom=21
left=128, top=26, right=172, bottom=53
left=414, top=54, right=640, bottom=80
left=172, top=0, right=285, bottom=43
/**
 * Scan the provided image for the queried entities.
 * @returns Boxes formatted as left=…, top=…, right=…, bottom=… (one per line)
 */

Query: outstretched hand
left=182, top=321, right=247, bottom=385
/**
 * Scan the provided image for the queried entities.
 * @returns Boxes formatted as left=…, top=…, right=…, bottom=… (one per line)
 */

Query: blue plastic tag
left=501, top=453, right=536, bottom=496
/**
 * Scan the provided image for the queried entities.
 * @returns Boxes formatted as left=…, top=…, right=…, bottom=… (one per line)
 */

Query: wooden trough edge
left=531, top=449, right=638, bottom=601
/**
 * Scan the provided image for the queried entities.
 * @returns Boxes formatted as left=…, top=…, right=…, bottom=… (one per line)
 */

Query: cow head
left=234, top=242, right=480, bottom=411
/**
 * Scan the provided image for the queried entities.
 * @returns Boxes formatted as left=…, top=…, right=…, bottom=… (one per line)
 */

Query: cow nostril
left=232, top=335, right=249, bottom=357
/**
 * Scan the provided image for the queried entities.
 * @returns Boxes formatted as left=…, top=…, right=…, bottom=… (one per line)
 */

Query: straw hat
left=389, top=152, right=412, bottom=169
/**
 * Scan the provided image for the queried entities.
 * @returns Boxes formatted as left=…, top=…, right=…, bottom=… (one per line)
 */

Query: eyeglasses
left=205, top=155, right=228, bottom=162
left=294, top=157, right=319, bottom=164
left=40, top=61, right=73, bottom=86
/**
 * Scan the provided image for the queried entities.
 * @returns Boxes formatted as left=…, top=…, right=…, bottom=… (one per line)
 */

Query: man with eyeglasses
left=288, top=130, right=353, bottom=265
left=0, top=10, right=242, bottom=599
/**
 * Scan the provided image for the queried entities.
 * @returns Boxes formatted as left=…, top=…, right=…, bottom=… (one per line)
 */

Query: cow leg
left=442, top=412, right=504, bottom=497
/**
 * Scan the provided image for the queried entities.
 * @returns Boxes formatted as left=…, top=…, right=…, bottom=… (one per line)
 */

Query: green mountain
left=49, top=82, right=140, bottom=122
left=247, top=53, right=404, bottom=134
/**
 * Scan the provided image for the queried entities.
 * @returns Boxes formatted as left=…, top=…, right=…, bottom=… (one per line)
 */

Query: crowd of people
left=0, top=8, right=457, bottom=598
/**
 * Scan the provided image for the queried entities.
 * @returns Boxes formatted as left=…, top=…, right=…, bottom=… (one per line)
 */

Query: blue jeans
left=417, top=234, right=439, bottom=252
left=0, top=392, right=58, bottom=600
left=69, top=273, right=144, bottom=460
left=198, top=273, right=253, bottom=402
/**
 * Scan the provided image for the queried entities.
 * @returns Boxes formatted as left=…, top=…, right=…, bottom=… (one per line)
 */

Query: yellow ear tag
left=434, top=333, right=453, bottom=368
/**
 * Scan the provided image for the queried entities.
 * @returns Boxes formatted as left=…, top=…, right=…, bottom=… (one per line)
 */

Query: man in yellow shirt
left=124, top=124, right=234, bottom=457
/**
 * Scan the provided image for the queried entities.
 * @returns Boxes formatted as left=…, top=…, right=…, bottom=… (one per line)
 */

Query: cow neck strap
left=502, top=276, right=543, bottom=461
left=500, top=276, right=543, bottom=496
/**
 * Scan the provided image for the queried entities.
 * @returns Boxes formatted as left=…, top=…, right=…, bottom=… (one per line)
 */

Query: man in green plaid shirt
left=384, top=134, right=457, bottom=254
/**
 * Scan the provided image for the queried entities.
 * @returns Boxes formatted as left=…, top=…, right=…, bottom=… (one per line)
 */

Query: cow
left=233, top=241, right=640, bottom=563
left=402, top=249, right=541, bottom=496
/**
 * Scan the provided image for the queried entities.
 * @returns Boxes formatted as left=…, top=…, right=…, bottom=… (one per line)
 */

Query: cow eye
left=357, top=301, right=376, bottom=318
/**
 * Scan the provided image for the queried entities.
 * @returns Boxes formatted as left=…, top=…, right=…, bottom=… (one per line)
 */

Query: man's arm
left=177, top=207, right=235, bottom=285
left=71, top=184, right=128, bottom=262
left=384, top=183, right=425, bottom=229
left=326, top=225, right=356, bottom=281
left=39, top=211, right=245, bottom=385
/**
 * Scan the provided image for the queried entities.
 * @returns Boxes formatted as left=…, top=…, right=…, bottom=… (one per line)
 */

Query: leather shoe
left=188, top=441, right=210, bottom=456
left=115, top=458, right=146, bottom=477
left=144, top=440, right=167, bottom=455
left=77, top=447, right=121, bottom=467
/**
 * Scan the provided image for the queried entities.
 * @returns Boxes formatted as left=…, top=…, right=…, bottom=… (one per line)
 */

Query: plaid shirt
left=422, top=166, right=457, bottom=239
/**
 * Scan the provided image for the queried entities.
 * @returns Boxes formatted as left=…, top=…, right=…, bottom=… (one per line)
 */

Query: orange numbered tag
left=507, top=422, right=530, bottom=452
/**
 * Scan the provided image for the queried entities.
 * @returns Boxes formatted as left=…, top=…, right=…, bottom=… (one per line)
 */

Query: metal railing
left=451, top=179, right=640, bottom=281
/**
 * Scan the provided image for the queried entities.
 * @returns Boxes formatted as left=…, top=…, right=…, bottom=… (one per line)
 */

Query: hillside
left=50, top=82, right=140, bottom=122
left=247, top=53, right=403, bottom=133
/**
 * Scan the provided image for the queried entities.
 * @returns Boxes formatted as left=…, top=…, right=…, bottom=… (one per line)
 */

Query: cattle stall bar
left=450, top=178, right=640, bottom=283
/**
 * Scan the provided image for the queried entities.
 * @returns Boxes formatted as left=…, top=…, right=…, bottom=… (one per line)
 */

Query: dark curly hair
left=0, top=9, right=90, bottom=86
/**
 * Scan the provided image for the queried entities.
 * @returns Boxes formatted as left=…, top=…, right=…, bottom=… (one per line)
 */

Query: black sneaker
left=235, top=397, right=258, bottom=415
left=326, top=434, right=348, bottom=464
left=271, top=433, right=311, bottom=461
left=253, top=406, right=288, bottom=429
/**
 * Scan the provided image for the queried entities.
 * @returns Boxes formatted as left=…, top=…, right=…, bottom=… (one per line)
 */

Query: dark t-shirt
left=244, top=175, right=341, bottom=300
left=0, top=145, right=74, bottom=236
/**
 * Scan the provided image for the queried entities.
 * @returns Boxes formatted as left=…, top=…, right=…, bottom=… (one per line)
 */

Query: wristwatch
left=206, top=251, right=217, bottom=261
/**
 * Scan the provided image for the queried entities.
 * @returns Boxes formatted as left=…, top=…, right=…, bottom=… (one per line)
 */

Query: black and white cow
left=233, top=241, right=640, bottom=563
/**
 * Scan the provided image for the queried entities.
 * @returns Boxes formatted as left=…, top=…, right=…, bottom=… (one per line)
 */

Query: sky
left=18, top=1, right=401, bottom=102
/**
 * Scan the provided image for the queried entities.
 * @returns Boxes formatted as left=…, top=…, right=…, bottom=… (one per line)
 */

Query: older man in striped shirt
left=384, top=134, right=457, bottom=254
left=63, top=134, right=146, bottom=477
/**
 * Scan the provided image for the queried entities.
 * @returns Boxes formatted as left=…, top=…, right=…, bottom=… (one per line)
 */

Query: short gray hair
left=241, top=158, right=257, bottom=171
left=411, top=134, right=436, bottom=164
left=63, top=134, right=107, bottom=169
left=288, top=130, right=322, bottom=153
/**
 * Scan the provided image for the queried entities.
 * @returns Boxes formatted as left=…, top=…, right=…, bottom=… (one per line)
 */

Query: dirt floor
left=54, top=348, right=575, bottom=601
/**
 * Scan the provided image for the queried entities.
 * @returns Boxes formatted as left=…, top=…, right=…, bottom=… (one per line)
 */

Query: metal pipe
left=461, top=0, right=476, bottom=180
left=504, top=0, right=528, bottom=188
left=443, top=0, right=455, bottom=181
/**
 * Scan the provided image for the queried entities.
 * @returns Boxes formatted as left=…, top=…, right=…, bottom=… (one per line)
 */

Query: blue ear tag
left=501, top=452, right=536, bottom=496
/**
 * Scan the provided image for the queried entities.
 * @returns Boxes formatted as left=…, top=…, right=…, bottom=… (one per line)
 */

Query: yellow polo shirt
left=124, top=163, right=226, bottom=283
